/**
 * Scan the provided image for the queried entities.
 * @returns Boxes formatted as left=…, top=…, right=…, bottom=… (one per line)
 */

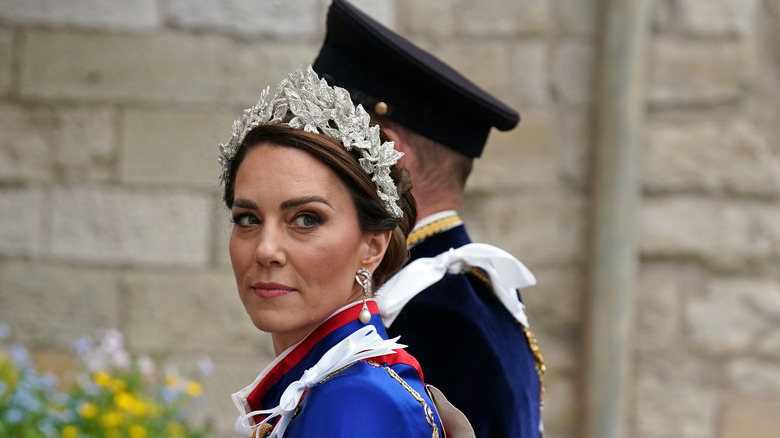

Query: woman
left=219, top=66, right=463, bottom=438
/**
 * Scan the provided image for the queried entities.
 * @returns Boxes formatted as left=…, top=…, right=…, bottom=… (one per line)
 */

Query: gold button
left=374, top=101, right=388, bottom=115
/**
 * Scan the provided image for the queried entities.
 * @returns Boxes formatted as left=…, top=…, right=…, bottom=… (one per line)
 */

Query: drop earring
left=355, top=268, right=372, bottom=324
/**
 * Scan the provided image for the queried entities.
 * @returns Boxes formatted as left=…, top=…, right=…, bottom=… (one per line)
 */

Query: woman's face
left=229, top=144, right=387, bottom=354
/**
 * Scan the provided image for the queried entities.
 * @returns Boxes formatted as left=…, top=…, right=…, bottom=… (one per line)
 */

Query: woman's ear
left=362, top=230, right=392, bottom=270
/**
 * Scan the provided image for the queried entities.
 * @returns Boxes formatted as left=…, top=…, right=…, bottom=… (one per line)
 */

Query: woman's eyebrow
left=281, top=195, right=332, bottom=211
left=233, top=199, right=258, bottom=210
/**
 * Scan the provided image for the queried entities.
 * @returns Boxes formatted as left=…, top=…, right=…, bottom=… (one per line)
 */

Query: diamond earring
left=355, top=268, right=372, bottom=324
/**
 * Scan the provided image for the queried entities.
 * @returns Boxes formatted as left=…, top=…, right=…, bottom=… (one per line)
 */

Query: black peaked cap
left=313, top=0, right=520, bottom=158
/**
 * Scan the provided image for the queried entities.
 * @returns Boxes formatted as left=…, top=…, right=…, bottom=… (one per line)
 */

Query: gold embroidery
left=522, top=326, right=546, bottom=410
left=367, top=361, right=440, bottom=438
left=407, top=215, right=462, bottom=247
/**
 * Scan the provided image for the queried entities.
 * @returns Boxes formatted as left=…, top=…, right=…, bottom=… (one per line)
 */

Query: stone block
left=648, top=38, right=746, bottom=107
left=121, top=270, right=266, bottom=355
left=539, top=375, right=577, bottom=437
left=509, top=41, right=549, bottom=107
left=165, top=0, right=321, bottom=38
left=558, top=111, right=591, bottom=190
left=758, top=330, right=780, bottom=357
left=469, top=112, right=557, bottom=192
left=49, top=187, right=213, bottom=267
left=634, top=373, right=718, bottom=438
left=686, top=278, right=780, bottom=357
left=557, top=0, right=597, bottom=35
left=431, top=41, right=510, bottom=103
left=0, top=104, right=54, bottom=183
left=54, top=106, right=115, bottom=183
left=460, top=0, right=550, bottom=36
left=552, top=40, right=595, bottom=106
left=20, top=30, right=229, bottom=104
left=119, top=108, right=235, bottom=188
left=0, top=0, right=158, bottom=30
left=644, top=119, right=780, bottom=197
left=0, top=262, right=121, bottom=349
left=223, top=42, right=322, bottom=106
left=399, top=0, right=456, bottom=38
left=677, top=0, right=759, bottom=37
left=347, top=0, right=397, bottom=30
left=636, top=264, right=701, bottom=356
left=0, top=187, right=43, bottom=256
left=0, top=28, right=11, bottom=96
left=462, top=191, right=586, bottom=268
left=721, top=398, right=780, bottom=438
left=640, top=197, right=780, bottom=272
left=727, top=359, right=780, bottom=395
left=523, top=267, right=584, bottom=336
left=214, top=211, right=234, bottom=269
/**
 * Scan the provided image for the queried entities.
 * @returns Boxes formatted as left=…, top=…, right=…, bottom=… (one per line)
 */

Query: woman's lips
left=251, top=282, right=295, bottom=298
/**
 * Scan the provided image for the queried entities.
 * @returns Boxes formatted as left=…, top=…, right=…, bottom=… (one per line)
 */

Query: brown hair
left=223, top=124, right=416, bottom=290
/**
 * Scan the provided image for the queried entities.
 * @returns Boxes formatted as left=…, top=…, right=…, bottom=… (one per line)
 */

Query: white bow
left=235, top=325, right=405, bottom=438
left=377, top=243, right=536, bottom=327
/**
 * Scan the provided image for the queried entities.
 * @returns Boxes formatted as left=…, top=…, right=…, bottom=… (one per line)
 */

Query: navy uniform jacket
left=233, top=302, right=443, bottom=438
left=386, top=221, right=543, bottom=438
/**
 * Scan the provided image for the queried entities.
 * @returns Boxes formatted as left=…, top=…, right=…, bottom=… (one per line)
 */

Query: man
left=313, top=1, right=544, bottom=437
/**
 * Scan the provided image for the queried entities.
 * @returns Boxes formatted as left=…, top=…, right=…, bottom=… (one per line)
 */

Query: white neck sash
left=377, top=243, right=536, bottom=327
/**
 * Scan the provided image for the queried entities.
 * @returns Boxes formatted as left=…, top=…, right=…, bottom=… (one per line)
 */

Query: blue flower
left=0, top=323, right=11, bottom=339
left=10, top=342, right=30, bottom=365
left=4, top=407, right=25, bottom=424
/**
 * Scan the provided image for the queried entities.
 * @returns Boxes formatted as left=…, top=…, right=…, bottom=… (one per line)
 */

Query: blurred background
left=0, top=0, right=778, bottom=437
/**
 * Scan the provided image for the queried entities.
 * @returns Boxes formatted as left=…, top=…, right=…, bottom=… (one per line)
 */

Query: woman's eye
left=292, top=212, right=322, bottom=229
left=232, top=213, right=260, bottom=227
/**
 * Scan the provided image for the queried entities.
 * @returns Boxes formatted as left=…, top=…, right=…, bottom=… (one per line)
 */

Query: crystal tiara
left=218, top=65, right=404, bottom=218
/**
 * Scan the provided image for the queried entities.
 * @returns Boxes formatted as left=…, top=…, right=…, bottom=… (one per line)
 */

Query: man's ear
left=362, top=230, right=392, bottom=271
left=383, top=127, right=416, bottom=171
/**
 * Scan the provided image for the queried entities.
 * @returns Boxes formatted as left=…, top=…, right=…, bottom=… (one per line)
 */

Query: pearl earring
left=355, top=268, right=372, bottom=324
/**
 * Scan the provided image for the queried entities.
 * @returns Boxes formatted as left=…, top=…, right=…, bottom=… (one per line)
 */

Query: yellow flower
left=165, top=375, right=179, bottom=388
left=108, top=378, right=127, bottom=393
left=129, top=424, right=147, bottom=438
left=100, top=410, right=123, bottom=428
left=166, top=421, right=185, bottom=436
left=78, top=402, right=98, bottom=419
left=185, top=380, right=203, bottom=397
left=93, top=371, right=111, bottom=387
left=62, top=425, right=79, bottom=438
left=114, top=391, right=135, bottom=411
left=130, top=398, right=149, bottom=417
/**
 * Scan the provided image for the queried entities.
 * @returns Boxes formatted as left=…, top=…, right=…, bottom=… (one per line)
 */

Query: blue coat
left=234, top=302, right=443, bottom=438
left=387, top=223, right=543, bottom=438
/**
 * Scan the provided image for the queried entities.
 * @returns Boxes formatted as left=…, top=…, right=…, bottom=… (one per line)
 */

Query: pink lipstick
left=251, top=282, right=295, bottom=298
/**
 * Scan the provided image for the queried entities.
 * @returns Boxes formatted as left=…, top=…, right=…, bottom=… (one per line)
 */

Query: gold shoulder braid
left=366, top=361, right=440, bottom=438
left=463, top=266, right=546, bottom=410
left=249, top=422, right=273, bottom=438
left=407, top=215, right=462, bottom=247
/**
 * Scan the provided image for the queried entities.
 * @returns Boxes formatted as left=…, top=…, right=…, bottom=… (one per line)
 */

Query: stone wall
left=0, top=1, right=778, bottom=437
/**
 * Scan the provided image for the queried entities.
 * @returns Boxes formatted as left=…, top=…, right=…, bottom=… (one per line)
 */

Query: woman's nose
left=254, top=227, right=286, bottom=267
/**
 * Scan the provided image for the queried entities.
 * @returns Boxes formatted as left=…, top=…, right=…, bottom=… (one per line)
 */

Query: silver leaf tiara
left=218, top=65, right=404, bottom=218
